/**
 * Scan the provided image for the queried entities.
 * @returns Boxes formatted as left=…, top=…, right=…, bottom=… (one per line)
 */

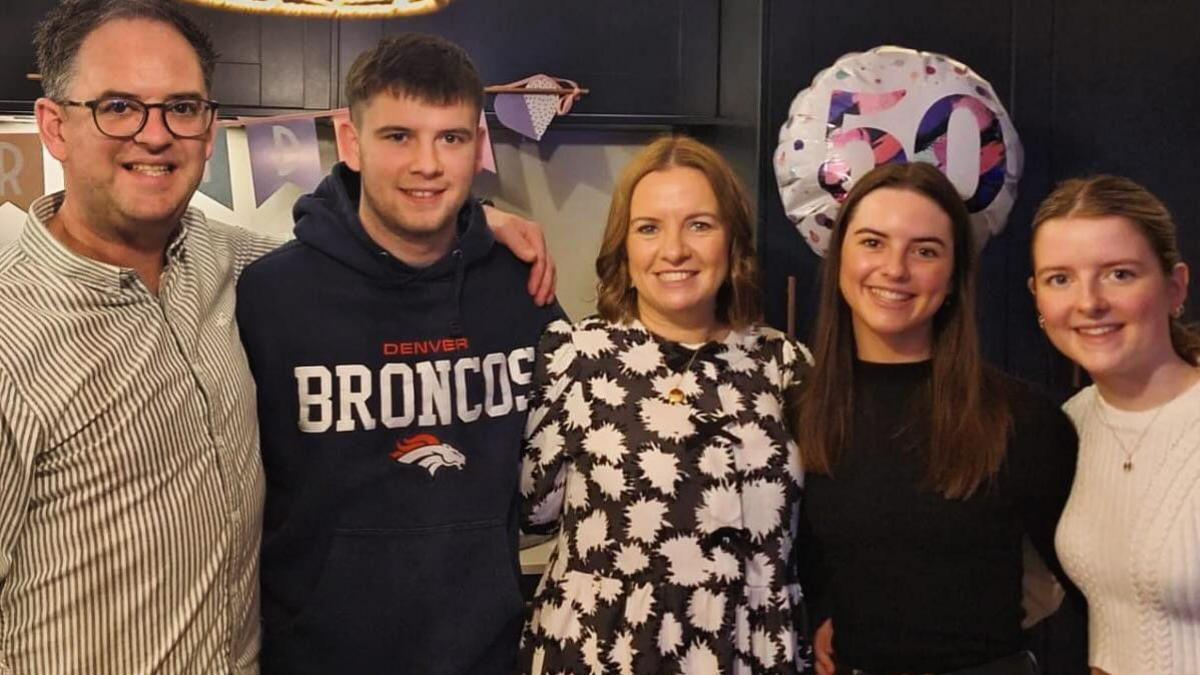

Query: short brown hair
left=35, top=0, right=217, bottom=100
left=1032, top=175, right=1200, bottom=365
left=345, top=33, right=482, bottom=123
left=797, top=162, right=1011, bottom=499
left=595, top=135, right=761, bottom=329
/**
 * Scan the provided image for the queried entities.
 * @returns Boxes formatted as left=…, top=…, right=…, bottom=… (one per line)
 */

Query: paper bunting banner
left=198, top=127, right=233, bottom=209
left=0, top=133, right=44, bottom=210
left=492, top=74, right=583, bottom=141
left=245, top=118, right=323, bottom=207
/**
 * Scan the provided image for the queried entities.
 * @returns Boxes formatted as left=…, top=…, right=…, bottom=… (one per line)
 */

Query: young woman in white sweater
left=1029, top=175, right=1200, bottom=675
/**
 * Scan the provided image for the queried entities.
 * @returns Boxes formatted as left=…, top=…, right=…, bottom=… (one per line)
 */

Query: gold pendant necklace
left=666, top=346, right=703, bottom=404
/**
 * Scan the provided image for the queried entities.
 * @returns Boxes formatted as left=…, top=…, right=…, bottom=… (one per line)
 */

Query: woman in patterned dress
left=519, top=136, right=813, bottom=675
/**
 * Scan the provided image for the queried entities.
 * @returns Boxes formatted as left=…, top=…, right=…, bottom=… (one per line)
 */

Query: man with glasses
left=0, top=3, right=260, bottom=672
left=0, top=1, right=551, bottom=673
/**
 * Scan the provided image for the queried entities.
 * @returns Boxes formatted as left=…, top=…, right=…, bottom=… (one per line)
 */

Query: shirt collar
left=20, top=191, right=197, bottom=293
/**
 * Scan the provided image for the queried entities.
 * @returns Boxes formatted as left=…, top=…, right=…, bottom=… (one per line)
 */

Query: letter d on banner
left=0, top=134, right=45, bottom=210
left=246, top=118, right=323, bottom=207
left=272, top=124, right=299, bottom=178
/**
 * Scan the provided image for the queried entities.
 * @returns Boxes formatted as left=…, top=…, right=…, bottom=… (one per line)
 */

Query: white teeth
left=1078, top=325, right=1119, bottom=336
left=869, top=287, right=911, bottom=301
left=657, top=271, right=693, bottom=282
left=128, top=163, right=170, bottom=176
left=406, top=190, right=437, bottom=198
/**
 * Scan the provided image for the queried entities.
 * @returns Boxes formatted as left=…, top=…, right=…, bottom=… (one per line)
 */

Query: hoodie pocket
left=263, top=518, right=523, bottom=675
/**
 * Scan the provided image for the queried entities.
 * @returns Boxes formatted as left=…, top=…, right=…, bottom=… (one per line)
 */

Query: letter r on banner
left=0, top=143, right=24, bottom=197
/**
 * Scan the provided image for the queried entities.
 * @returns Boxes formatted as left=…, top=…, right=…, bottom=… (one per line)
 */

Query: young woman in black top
left=795, top=163, right=1078, bottom=675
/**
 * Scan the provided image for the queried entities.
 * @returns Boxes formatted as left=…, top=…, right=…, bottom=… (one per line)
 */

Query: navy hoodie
left=236, top=163, right=563, bottom=674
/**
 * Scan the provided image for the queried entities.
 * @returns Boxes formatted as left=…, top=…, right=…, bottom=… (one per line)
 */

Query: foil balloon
left=774, top=46, right=1023, bottom=256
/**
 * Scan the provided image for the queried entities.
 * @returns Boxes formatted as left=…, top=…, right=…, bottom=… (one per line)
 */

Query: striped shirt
left=0, top=193, right=281, bottom=674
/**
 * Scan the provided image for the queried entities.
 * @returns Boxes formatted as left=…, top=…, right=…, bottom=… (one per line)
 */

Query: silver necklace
left=1092, top=393, right=1167, bottom=472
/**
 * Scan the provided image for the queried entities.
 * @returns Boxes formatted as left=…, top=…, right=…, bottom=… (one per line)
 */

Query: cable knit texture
left=1056, top=381, right=1200, bottom=675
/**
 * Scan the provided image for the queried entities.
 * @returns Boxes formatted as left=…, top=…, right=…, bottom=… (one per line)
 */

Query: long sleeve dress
left=519, top=317, right=813, bottom=675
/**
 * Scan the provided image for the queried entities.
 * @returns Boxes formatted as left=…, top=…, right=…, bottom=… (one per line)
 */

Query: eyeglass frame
left=58, top=97, right=221, bottom=140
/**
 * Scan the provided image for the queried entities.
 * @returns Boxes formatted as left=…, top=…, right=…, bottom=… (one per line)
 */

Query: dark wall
left=183, top=8, right=335, bottom=111
left=183, top=0, right=721, bottom=119
left=4, top=1, right=720, bottom=121
left=331, top=0, right=719, bottom=117
left=759, top=0, right=1200, bottom=398
left=0, top=2, right=55, bottom=109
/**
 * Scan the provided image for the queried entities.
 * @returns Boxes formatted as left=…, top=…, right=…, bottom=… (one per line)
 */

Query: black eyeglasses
left=60, top=97, right=219, bottom=140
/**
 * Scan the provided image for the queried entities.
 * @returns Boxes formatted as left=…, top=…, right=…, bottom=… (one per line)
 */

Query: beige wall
left=476, top=127, right=654, bottom=320
left=0, top=118, right=653, bottom=319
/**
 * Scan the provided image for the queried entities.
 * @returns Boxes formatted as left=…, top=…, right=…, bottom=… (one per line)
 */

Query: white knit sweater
left=1056, top=381, right=1200, bottom=675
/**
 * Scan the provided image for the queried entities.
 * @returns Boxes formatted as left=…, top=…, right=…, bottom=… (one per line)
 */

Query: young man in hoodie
left=235, top=33, right=566, bottom=674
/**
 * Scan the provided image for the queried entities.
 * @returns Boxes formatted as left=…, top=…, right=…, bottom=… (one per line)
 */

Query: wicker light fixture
left=180, top=0, right=453, bottom=19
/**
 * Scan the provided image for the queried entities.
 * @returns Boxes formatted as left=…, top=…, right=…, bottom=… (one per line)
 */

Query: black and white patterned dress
left=519, top=317, right=813, bottom=675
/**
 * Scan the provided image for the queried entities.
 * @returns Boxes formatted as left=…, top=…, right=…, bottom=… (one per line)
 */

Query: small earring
left=1172, top=305, right=1185, bottom=319
left=1037, top=314, right=1046, bottom=329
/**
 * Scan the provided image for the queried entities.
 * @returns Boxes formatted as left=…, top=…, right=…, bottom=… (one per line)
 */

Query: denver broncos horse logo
left=389, top=433, right=467, bottom=476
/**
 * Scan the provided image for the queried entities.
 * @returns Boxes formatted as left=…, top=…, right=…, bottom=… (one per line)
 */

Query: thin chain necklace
left=1092, top=393, right=1168, bottom=472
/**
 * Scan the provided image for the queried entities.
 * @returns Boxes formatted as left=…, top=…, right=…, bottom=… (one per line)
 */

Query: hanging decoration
left=179, top=0, right=453, bottom=19
left=0, top=133, right=44, bottom=211
left=244, top=117, right=323, bottom=207
left=774, top=46, right=1023, bottom=257
left=197, top=127, right=234, bottom=209
left=477, top=109, right=497, bottom=173
left=490, top=75, right=586, bottom=141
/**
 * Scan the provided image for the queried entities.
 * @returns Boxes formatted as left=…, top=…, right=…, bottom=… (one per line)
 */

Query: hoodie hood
left=292, top=162, right=495, bottom=287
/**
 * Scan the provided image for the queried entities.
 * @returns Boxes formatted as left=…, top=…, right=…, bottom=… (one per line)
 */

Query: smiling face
left=343, top=92, right=481, bottom=261
left=37, top=18, right=214, bottom=236
left=839, top=187, right=955, bottom=362
left=1031, top=214, right=1187, bottom=383
left=625, top=166, right=731, bottom=339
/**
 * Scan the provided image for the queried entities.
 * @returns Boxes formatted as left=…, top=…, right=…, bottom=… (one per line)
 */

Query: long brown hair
left=796, top=162, right=1011, bottom=499
left=595, top=135, right=761, bottom=329
left=1032, top=175, right=1200, bottom=365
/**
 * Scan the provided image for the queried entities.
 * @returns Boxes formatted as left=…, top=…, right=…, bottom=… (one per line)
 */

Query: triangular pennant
left=493, top=74, right=560, bottom=141
left=332, top=110, right=353, bottom=164
left=245, top=118, right=323, bottom=207
left=0, top=133, right=45, bottom=211
left=478, top=108, right=496, bottom=173
left=197, top=127, right=233, bottom=209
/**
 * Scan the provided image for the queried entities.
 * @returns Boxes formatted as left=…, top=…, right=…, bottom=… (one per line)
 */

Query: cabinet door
left=182, top=5, right=333, bottom=111
left=0, top=1, right=56, bottom=109
left=336, top=0, right=719, bottom=116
